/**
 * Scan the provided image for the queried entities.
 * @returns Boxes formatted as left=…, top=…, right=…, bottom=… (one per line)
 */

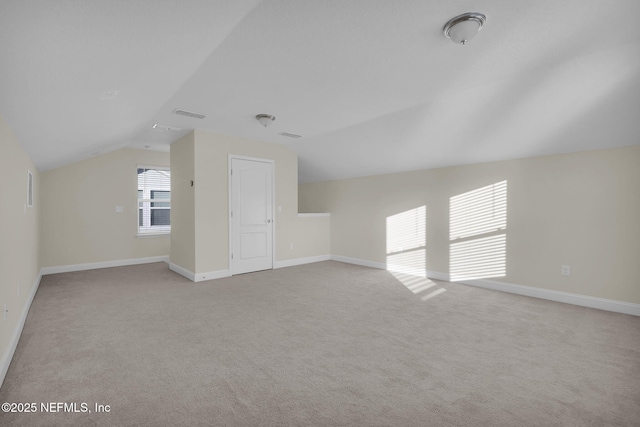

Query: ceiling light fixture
left=256, top=114, right=276, bottom=127
left=443, top=12, right=486, bottom=45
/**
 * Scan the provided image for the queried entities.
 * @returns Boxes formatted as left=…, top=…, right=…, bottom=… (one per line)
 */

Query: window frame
left=137, top=165, right=171, bottom=236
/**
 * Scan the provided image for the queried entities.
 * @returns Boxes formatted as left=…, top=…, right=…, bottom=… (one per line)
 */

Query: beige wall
left=169, top=133, right=196, bottom=273
left=40, top=148, right=170, bottom=268
left=171, top=130, right=330, bottom=276
left=300, top=145, right=640, bottom=304
left=283, top=215, right=331, bottom=260
left=0, top=114, right=40, bottom=373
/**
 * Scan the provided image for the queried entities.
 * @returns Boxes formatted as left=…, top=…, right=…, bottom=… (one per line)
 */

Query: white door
left=230, top=157, right=274, bottom=275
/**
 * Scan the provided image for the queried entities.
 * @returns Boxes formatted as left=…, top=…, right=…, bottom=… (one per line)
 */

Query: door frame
left=228, top=154, right=276, bottom=275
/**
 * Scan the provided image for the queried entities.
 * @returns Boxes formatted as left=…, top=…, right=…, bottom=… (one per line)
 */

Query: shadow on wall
left=449, top=180, right=507, bottom=281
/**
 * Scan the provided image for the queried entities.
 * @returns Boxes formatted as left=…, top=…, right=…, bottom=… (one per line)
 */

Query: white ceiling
left=1, top=0, right=639, bottom=182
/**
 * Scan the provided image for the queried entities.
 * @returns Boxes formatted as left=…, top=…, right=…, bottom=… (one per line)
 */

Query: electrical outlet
left=115, top=206, right=123, bottom=213
left=561, top=265, right=571, bottom=276
left=18, top=281, right=20, bottom=296
left=289, top=242, right=294, bottom=250
left=3, top=304, right=7, bottom=321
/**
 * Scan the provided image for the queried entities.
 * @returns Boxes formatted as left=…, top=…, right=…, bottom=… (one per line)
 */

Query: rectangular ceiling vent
left=279, top=132, right=302, bottom=139
left=173, top=109, right=206, bottom=119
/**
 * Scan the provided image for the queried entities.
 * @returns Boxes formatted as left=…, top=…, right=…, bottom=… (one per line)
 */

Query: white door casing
left=229, top=157, right=274, bottom=275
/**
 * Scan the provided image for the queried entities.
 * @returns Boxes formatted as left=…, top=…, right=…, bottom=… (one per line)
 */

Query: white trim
left=274, top=254, right=331, bottom=269
left=228, top=155, right=276, bottom=276
left=194, top=269, right=231, bottom=282
left=1, top=270, right=42, bottom=388
left=228, top=156, right=233, bottom=275
left=169, top=263, right=231, bottom=282
left=297, top=213, right=330, bottom=218
left=227, top=154, right=275, bottom=163
left=41, top=256, right=169, bottom=275
left=137, top=166, right=171, bottom=235
left=137, top=164, right=170, bottom=171
left=425, top=270, right=451, bottom=282
left=169, top=262, right=195, bottom=281
left=386, top=262, right=427, bottom=277
left=136, top=232, right=171, bottom=238
left=452, top=276, right=640, bottom=316
left=331, top=256, right=446, bottom=280
left=330, top=256, right=639, bottom=316
left=331, top=254, right=386, bottom=270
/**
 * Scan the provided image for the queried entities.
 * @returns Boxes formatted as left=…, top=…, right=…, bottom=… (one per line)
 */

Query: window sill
left=136, top=232, right=171, bottom=238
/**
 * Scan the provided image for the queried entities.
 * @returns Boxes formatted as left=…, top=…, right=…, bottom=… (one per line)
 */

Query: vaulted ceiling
left=1, top=0, right=639, bottom=182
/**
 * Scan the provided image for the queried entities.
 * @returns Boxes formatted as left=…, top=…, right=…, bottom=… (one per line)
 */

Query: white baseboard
left=0, top=270, right=42, bottom=388
left=332, top=255, right=445, bottom=280
left=41, top=255, right=170, bottom=275
left=386, top=262, right=450, bottom=281
left=174, top=254, right=332, bottom=280
left=425, top=270, right=451, bottom=282
left=274, top=254, right=331, bottom=269
left=173, top=255, right=332, bottom=281
left=194, top=269, right=230, bottom=282
left=331, top=256, right=639, bottom=316
left=169, top=263, right=230, bottom=282
left=386, top=262, right=425, bottom=277
left=453, top=275, right=640, bottom=317
left=331, top=254, right=386, bottom=270
left=169, top=263, right=195, bottom=281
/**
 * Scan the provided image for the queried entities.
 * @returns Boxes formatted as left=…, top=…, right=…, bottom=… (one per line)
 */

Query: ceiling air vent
left=279, top=132, right=302, bottom=139
left=173, top=109, right=206, bottom=119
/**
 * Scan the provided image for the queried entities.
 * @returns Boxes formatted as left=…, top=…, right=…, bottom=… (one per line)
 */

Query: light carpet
left=1, top=261, right=639, bottom=426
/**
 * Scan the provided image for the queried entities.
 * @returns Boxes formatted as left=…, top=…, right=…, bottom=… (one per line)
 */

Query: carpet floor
left=0, top=261, right=639, bottom=426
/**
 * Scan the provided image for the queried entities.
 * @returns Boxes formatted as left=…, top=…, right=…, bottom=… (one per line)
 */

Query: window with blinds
left=137, top=166, right=171, bottom=234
